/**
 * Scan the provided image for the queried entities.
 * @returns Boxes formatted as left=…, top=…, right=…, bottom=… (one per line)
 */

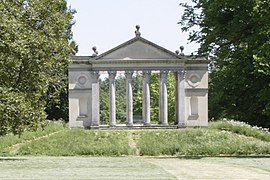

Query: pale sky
left=66, top=0, right=199, bottom=56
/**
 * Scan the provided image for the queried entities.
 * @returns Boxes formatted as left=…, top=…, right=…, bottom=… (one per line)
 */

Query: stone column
left=177, top=70, right=186, bottom=127
left=142, top=70, right=151, bottom=126
left=159, top=70, right=168, bottom=125
left=125, top=71, right=134, bottom=126
left=174, top=72, right=179, bottom=125
left=108, top=71, right=117, bottom=127
left=90, top=71, right=100, bottom=128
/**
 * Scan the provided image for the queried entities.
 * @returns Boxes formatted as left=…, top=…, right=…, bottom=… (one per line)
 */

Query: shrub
left=0, top=87, right=46, bottom=136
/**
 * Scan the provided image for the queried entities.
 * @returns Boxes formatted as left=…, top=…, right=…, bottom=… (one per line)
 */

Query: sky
left=66, top=0, right=199, bottom=56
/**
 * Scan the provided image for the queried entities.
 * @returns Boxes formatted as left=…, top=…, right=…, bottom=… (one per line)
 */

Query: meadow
left=1, top=120, right=269, bottom=157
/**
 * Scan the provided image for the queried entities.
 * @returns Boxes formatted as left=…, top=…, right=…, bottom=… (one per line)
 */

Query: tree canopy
left=180, top=0, right=270, bottom=127
left=0, top=0, right=75, bottom=135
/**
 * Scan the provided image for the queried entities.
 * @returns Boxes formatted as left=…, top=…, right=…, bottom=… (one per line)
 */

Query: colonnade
left=91, top=69, right=187, bottom=127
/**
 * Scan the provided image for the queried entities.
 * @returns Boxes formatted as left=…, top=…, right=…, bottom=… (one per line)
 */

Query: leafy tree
left=149, top=73, right=176, bottom=123
left=0, top=87, right=46, bottom=136
left=115, top=75, right=128, bottom=122
left=0, top=0, right=75, bottom=135
left=45, top=41, right=78, bottom=122
left=100, top=75, right=136, bottom=124
left=100, top=78, right=110, bottom=124
left=180, top=0, right=270, bottom=127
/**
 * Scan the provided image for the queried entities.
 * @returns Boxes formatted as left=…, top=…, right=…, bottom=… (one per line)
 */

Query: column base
left=177, top=122, right=186, bottom=128
left=110, top=124, right=116, bottom=128
left=158, top=122, right=168, bottom=126
left=143, top=122, right=151, bottom=127
left=126, top=123, right=133, bottom=127
left=90, top=125, right=100, bottom=129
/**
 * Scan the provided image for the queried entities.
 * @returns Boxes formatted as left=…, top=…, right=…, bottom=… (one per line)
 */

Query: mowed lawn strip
left=0, top=156, right=176, bottom=179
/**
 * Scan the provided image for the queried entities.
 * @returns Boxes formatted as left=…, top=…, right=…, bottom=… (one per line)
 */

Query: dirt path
left=127, top=131, right=140, bottom=156
left=146, top=157, right=270, bottom=179
left=8, top=130, right=63, bottom=154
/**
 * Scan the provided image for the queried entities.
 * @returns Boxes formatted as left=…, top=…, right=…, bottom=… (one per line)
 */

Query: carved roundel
left=77, top=75, right=87, bottom=85
left=187, top=73, right=201, bottom=87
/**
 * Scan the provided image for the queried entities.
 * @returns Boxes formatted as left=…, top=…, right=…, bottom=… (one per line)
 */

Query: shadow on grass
left=177, top=155, right=270, bottom=159
left=0, top=157, right=27, bottom=161
left=151, top=155, right=270, bottom=160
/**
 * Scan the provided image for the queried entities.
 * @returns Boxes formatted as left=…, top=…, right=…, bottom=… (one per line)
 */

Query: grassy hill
left=0, top=120, right=269, bottom=156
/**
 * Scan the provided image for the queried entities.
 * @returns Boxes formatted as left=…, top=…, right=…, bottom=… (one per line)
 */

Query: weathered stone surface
left=68, top=31, right=209, bottom=128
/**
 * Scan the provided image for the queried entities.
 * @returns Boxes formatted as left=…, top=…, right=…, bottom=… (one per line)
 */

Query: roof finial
left=175, top=50, right=179, bottom=55
left=135, top=25, right=141, bottom=37
left=179, top=46, right=184, bottom=56
left=92, top=46, right=98, bottom=57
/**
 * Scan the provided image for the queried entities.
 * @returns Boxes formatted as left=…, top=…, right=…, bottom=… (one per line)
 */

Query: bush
left=0, top=87, right=46, bottom=136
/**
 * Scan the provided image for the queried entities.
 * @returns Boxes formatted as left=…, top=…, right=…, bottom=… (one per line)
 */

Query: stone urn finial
left=135, top=25, right=141, bottom=37
left=175, top=50, right=180, bottom=55
left=179, top=46, right=184, bottom=56
left=92, top=46, right=98, bottom=57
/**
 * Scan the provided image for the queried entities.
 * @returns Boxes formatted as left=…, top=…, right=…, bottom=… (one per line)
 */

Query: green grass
left=138, top=129, right=270, bottom=156
left=17, top=129, right=132, bottom=156
left=0, top=121, right=65, bottom=156
left=209, top=120, right=270, bottom=142
left=0, top=156, right=175, bottom=179
left=0, top=120, right=269, bottom=157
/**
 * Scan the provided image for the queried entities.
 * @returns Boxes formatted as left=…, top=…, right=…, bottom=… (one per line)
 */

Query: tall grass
left=0, top=121, right=65, bottom=156
left=1, top=120, right=270, bottom=157
left=138, top=129, right=270, bottom=156
left=209, top=120, right=270, bottom=142
left=17, top=129, right=132, bottom=156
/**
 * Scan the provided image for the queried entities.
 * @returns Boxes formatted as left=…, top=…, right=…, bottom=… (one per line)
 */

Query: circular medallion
left=187, top=74, right=200, bottom=87
left=78, top=76, right=87, bottom=85
left=190, top=74, right=199, bottom=83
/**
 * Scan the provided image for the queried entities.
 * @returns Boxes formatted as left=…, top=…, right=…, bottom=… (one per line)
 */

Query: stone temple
left=68, top=26, right=209, bottom=128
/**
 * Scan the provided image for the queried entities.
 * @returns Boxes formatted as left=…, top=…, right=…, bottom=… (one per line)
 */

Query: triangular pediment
left=96, top=37, right=181, bottom=60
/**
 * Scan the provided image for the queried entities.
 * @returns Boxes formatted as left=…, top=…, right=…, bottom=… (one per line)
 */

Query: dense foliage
left=180, top=0, right=270, bottom=127
left=0, top=87, right=46, bottom=136
left=0, top=0, right=75, bottom=135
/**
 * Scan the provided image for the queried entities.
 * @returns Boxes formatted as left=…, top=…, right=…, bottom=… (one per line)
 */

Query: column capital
left=160, top=70, right=168, bottom=81
left=142, top=70, right=151, bottom=76
left=108, top=71, right=117, bottom=79
left=90, top=71, right=100, bottom=79
left=143, top=70, right=151, bottom=83
left=125, top=71, right=134, bottom=79
left=177, top=70, right=186, bottom=80
left=160, top=70, right=168, bottom=74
